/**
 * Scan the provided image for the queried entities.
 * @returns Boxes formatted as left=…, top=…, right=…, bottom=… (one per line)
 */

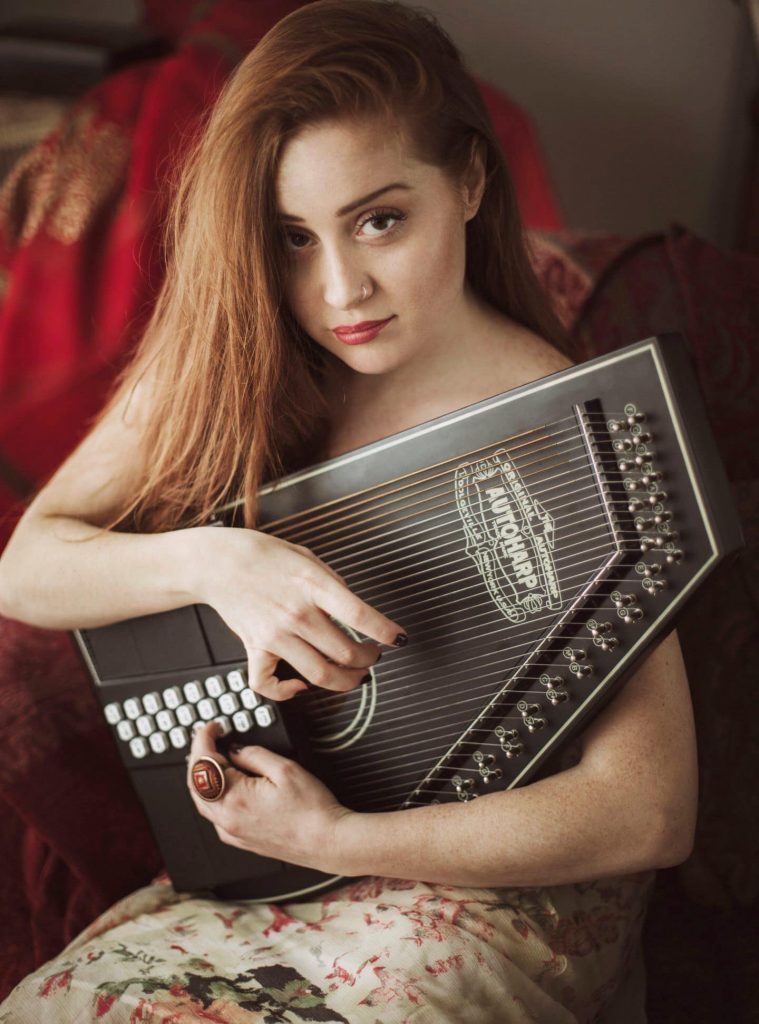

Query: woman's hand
left=187, top=722, right=351, bottom=872
left=190, top=525, right=406, bottom=701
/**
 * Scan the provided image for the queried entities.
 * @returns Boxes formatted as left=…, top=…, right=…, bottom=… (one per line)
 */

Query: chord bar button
left=149, top=732, right=169, bottom=755
left=142, top=692, right=163, bottom=715
left=169, top=726, right=190, bottom=749
left=232, top=710, right=254, bottom=732
left=129, top=737, right=149, bottom=760
left=175, top=704, right=197, bottom=728
left=254, top=705, right=276, bottom=728
left=123, top=697, right=142, bottom=720
left=197, top=698, right=219, bottom=721
left=162, top=686, right=182, bottom=709
left=155, top=709, right=177, bottom=732
left=204, top=675, right=225, bottom=698
left=183, top=680, right=203, bottom=704
left=227, top=669, right=247, bottom=692
left=104, top=702, right=122, bottom=725
left=116, top=719, right=135, bottom=742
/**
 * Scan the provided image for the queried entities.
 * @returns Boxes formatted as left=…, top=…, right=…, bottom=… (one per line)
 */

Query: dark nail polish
left=361, top=673, right=372, bottom=684
left=394, top=633, right=408, bottom=647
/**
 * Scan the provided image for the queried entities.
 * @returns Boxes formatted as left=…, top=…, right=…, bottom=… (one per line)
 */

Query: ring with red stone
left=190, top=755, right=230, bottom=802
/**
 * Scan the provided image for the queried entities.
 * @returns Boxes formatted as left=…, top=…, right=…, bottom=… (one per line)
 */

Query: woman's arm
left=190, top=629, right=697, bottom=886
left=0, top=376, right=201, bottom=628
left=329, top=631, right=697, bottom=886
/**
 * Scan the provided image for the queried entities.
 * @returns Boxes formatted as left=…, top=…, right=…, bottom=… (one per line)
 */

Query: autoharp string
left=283, top=428, right=586, bottom=552
left=307, top=518, right=622, bottom=724
left=260, top=410, right=626, bottom=539
left=269, top=428, right=651, bottom=573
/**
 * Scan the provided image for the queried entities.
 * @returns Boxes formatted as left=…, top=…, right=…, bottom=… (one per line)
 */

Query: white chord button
left=197, top=697, right=219, bottom=721
left=227, top=669, right=246, bottom=692
left=155, top=709, right=177, bottom=732
left=240, top=689, right=261, bottom=710
left=183, top=680, right=203, bottom=703
left=129, top=737, right=149, bottom=759
left=169, top=726, right=189, bottom=749
left=191, top=720, right=205, bottom=737
left=219, top=692, right=240, bottom=715
left=117, top=719, right=135, bottom=742
left=254, top=705, right=275, bottom=728
left=104, top=702, right=122, bottom=725
left=142, top=692, right=163, bottom=715
left=176, top=704, right=197, bottom=727
left=136, top=714, right=155, bottom=737
left=205, top=674, right=225, bottom=698
left=123, top=697, right=143, bottom=720
left=213, top=715, right=232, bottom=735
left=232, top=710, right=253, bottom=733
left=162, top=686, right=182, bottom=710
left=149, top=732, right=169, bottom=755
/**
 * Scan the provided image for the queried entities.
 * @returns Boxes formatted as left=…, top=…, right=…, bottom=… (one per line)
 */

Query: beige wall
left=424, top=0, right=756, bottom=247
left=3, top=0, right=755, bottom=246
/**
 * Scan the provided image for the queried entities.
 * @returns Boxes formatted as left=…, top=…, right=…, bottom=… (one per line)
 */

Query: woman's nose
left=320, top=245, right=366, bottom=310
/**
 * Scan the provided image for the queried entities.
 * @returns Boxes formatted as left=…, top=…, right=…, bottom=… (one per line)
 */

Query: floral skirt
left=0, top=870, right=653, bottom=1024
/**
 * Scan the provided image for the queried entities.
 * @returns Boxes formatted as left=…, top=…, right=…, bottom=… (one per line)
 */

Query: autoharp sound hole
left=268, top=412, right=620, bottom=810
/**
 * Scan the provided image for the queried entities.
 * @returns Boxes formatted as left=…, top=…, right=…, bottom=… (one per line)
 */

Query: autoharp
left=74, top=333, right=743, bottom=900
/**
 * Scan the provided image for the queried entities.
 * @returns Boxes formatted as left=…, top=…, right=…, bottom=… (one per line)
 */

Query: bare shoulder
left=495, top=322, right=573, bottom=392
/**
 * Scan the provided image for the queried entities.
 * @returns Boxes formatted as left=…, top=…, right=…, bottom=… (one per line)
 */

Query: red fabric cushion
left=0, top=3, right=563, bottom=553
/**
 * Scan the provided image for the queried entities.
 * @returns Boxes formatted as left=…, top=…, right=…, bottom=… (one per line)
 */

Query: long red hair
left=97, top=0, right=566, bottom=534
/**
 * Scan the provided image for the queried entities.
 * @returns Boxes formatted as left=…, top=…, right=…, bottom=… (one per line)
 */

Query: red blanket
left=0, top=0, right=562, bottom=553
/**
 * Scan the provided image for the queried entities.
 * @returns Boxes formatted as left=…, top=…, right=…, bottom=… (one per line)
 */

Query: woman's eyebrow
left=278, top=182, right=412, bottom=222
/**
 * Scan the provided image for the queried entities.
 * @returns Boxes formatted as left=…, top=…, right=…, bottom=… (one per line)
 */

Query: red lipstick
left=332, top=316, right=395, bottom=345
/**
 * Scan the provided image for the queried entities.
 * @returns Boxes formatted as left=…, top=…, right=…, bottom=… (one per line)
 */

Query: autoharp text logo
left=455, top=449, right=561, bottom=622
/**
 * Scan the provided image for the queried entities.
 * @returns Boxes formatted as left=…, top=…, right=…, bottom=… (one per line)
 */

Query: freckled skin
left=277, top=116, right=474, bottom=384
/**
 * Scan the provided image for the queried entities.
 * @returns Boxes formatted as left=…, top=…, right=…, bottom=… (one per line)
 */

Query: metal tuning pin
left=539, top=673, right=564, bottom=688
left=634, top=450, right=655, bottom=466
left=562, top=646, right=587, bottom=663
left=617, top=459, right=634, bottom=472
left=586, top=619, right=612, bottom=636
left=495, top=726, right=524, bottom=758
left=635, top=516, right=655, bottom=531
left=570, top=661, right=593, bottom=677
left=628, top=498, right=645, bottom=513
left=635, top=561, right=662, bottom=578
left=614, top=438, right=634, bottom=453
left=607, top=418, right=627, bottom=432
left=630, top=429, right=652, bottom=444
left=665, top=547, right=684, bottom=565
left=451, top=775, right=477, bottom=802
left=546, top=687, right=569, bottom=706
left=640, top=471, right=663, bottom=486
left=618, top=605, right=644, bottom=623
left=647, top=491, right=668, bottom=505
left=625, top=407, right=645, bottom=425
left=473, top=751, right=502, bottom=784
left=516, top=701, right=547, bottom=731
left=611, top=590, right=637, bottom=607
left=639, top=535, right=660, bottom=553
left=642, top=577, right=666, bottom=595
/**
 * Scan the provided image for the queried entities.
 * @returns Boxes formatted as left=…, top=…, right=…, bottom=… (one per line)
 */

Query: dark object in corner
left=0, top=20, right=169, bottom=96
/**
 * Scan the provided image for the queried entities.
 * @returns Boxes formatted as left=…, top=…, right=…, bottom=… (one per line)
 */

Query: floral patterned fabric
left=0, top=869, right=652, bottom=1023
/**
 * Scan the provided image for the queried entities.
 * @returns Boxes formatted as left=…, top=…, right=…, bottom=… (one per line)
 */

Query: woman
left=0, top=1, right=696, bottom=1020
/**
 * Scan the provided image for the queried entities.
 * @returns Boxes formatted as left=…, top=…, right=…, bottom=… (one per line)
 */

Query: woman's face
left=276, top=115, right=483, bottom=380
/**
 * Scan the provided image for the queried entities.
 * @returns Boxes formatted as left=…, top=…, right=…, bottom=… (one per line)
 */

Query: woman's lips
left=332, top=316, right=395, bottom=345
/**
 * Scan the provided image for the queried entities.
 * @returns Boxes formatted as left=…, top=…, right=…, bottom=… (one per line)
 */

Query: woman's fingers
left=246, top=632, right=379, bottom=701
left=246, top=647, right=308, bottom=702
left=318, top=578, right=408, bottom=649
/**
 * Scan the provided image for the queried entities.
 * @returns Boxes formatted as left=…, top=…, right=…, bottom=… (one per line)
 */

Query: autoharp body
left=75, top=334, right=742, bottom=900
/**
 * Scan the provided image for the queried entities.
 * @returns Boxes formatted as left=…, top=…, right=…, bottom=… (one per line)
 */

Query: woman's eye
left=357, top=208, right=406, bottom=237
left=285, top=230, right=311, bottom=251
